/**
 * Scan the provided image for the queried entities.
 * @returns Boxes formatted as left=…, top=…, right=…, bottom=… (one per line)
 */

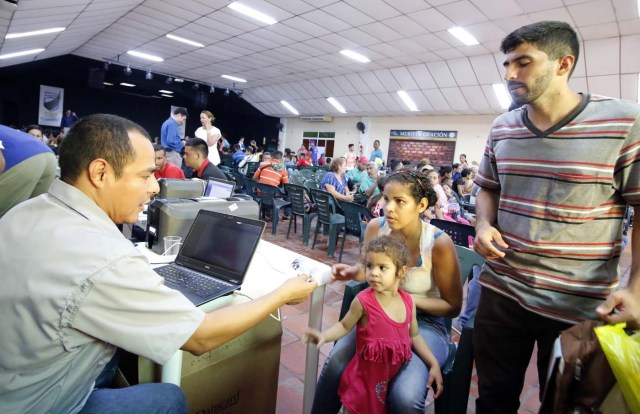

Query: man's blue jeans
left=79, top=383, right=188, bottom=414
left=311, top=314, right=450, bottom=413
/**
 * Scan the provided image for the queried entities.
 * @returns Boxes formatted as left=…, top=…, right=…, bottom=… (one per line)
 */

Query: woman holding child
left=311, top=169, right=462, bottom=413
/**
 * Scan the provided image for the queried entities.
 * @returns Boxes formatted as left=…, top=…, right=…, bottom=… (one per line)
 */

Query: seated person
left=153, top=144, right=185, bottom=179
left=453, top=168, right=472, bottom=196
left=0, top=114, right=317, bottom=413
left=442, top=184, right=474, bottom=226
left=321, top=157, right=353, bottom=203
left=253, top=150, right=289, bottom=188
left=231, top=144, right=245, bottom=167
left=346, top=156, right=368, bottom=189
left=354, top=162, right=380, bottom=204
left=297, top=152, right=313, bottom=167
left=237, top=147, right=259, bottom=174
left=0, top=125, right=57, bottom=217
left=366, top=176, right=386, bottom=218
left=183, top=137, right=226, bottom=181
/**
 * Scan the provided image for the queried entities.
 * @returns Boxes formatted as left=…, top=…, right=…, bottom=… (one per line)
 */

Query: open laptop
left=203, top=177, right=235, bottom=198
left=154, top=210, right=265, bottom=306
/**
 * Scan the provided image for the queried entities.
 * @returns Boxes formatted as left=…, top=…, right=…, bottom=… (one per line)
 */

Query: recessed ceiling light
left=0, top=48, right=44, bottom=59
left=173, top=78, right=184, bottom=83
left=227, top=2, right=277, bottom=25
left=120, top=82, right=136, bottom=87
left=280, top=100, right=299, bottom=115
left=161, top=93, right=173, bottom=98
left=165, top=34, right=204, bottom=48
left=158, top=89, right=173, bottom=94
left=221, top=74, right=247, bottom=83
left=327, top=97, right=347, bottom=114
left=447, top=27, right=479, bottom=46
left=126, top=50, right=164, bottom=62
left=397, top=91, right=419, bottom=112
left=103, top=82, right=114, bottom=86
left=5, top=27, right=65, bottom=39
left=339, top=50, right=370, bottom=63
left=492, top=83, right=512, bottom=109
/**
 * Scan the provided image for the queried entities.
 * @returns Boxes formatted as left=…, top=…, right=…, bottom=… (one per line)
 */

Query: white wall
left=280, top=114, right=496, bottom=165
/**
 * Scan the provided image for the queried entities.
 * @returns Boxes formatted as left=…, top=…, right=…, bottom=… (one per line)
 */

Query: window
left=302, top=131, right=335, bottom=157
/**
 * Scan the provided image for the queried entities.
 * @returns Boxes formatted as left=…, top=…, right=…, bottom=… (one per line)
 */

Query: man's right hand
left=474, top=224, right=508, bottom=259
left=280, top=274, right=317, bottom=305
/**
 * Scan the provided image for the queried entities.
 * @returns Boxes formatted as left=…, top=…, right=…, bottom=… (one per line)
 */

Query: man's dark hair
left=440, top=165, right=453, bottom=176
left=500, top=21, right=579, bottom=77
left=26, top=124, right=42, bottom=133
left=461, top=168, right=471, bottom=178
left=59, top=114, right=150, bottom=183
left=173, top=107, right=188, bottom=116
left=272, top=150, right=283, bottom=160
left=452, top=163, right=460, bottom=169
left=185, top=138, right=208, bottom=157
left=153, top=144, right=165, bottom=153
left=245, top=147, right=254, bottom=154
left=348, top=143, right=354, bottom=148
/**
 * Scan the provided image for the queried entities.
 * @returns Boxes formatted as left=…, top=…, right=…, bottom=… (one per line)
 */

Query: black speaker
left=87, top=67, right=105, bottom=89
left=194, top=91, right=208, bottom=108
left=356, top=121, right=365, bottom=133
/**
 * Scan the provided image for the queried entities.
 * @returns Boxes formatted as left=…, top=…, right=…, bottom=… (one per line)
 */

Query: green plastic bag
left=594, top=323, right=640, bottom=413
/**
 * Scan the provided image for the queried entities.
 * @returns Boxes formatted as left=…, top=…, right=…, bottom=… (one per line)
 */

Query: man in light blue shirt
left=160, top=107, right=187, bottom=167
left=369, top=139, right=383, bottom=164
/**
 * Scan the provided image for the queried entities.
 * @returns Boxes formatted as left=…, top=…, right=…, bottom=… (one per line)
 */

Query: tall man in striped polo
left=473, top=21, right=640, bottom=413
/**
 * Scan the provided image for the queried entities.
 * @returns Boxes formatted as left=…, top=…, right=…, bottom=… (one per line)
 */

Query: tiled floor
left=262, top=216, right=633, bottom=414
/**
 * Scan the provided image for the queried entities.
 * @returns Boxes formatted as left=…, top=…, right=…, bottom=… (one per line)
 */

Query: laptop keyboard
left=156, top=265, right=231, bottom=298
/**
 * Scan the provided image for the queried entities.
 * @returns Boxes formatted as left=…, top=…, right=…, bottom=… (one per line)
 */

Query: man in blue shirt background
left=369, top=139, right=383, bottom=164
left=160, top=107, right=187, bottom=167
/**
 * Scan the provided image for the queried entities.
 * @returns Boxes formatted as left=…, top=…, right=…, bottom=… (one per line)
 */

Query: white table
left=134, top=240, right=328, bottom=395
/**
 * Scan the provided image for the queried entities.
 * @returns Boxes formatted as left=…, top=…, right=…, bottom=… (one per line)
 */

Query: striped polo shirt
left=475, top=94, right=640, bottom=323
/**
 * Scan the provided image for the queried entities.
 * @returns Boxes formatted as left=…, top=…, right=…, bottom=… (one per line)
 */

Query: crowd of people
left=1, top=20, right=639, bottom=414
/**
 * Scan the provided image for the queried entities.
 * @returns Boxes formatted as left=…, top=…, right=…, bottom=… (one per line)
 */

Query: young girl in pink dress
left=305, top=236, right=443, bottom=414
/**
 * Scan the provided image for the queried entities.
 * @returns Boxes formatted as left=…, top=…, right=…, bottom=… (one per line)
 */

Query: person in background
left=451, top=163, right=462, bottom=182
left=344, top=143, right=357, bottom=169
left=237, top=147, right=258, bottom=174
left=321, top=157, right=353, bottom=203
left=318, top=153, right=327, bottom=166
left=248, top=139, right=257, bottom=154
left=297, top=144, right=307, bottom=159
left=183, top=138, right=226, bottom=181
left=346, top=156, right=368, bottom=189
left=305, top=236, right=443, bottom=413
left=26, top=124, right=45, bottom=143
left=439, top=166, right=453, bottom=187
left=308, top=140, right=319, bottom=165
left=297, top=152, right=313, bottom=167
left=312, top=170, right=462, bottom=413
left=459, top=154, right=468, bottom=169
left=369, top=140, right=383, bottom=164
left=153, top=144, right=185, bottom=180
left=232, top=144, right=245, bottom=167
left=253, top=150, right=289, bottom=189
left=160, top=107, right=188, bottom=168
left=60, top=109, right=79, bottom=133
left=0, top=114, right=317, bottom=414
left=238, top=136, right=246, bottom=151
left=0, top=125, right=57, bottom=217
left=194, top=110, right=221, bottom=167
left=358, top=161, right=380, bottom=199
left=453, top=168, right=472, bottom=196
left=473, top=21, right=640, bottom=412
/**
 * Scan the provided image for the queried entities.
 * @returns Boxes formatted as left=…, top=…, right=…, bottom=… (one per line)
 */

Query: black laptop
left=154, top=210, right=265, bottom=306
left=203, top=177, right=235, bottom=198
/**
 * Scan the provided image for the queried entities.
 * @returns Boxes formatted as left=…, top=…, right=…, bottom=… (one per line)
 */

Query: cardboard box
left=139, top=316, right=282, bottom=414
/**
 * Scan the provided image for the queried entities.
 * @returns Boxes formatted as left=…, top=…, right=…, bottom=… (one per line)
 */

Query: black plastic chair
left=309, top=189, right=344, bottom=259
left=290, top=174, right=306, bottom=185
left=298, top=169, right=315, bottom=180
left=245, top=161, right=260, bottom=177
left=337, top=201, right=374, bottom=262
left=285, top=184, right=316, bottom=246
left=244, top=178, right=261, bottom=203
left=304, top=179, right=320, bottom=191
left=430, top=219, right=476, bottom=248
left=257, top=183, right=291, bottom=235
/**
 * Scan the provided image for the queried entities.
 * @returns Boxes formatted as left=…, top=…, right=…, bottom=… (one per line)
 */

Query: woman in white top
left=312, top=170, right=462, bottom=413
left=194, top=110, right=221, bottom=166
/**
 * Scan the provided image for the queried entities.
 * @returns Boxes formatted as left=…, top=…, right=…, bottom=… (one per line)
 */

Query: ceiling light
left=0, top=48, right=45, bottom=59
left=159, top=89, right=173, bottom=94
left=492, top=83, right=512, bottom=109
left=123, top=64, right=132, bottom=76
left=340, top=50, right=370, bottom=63
left=327, top=97, right=347, bottom=114
left=447, top=27, right=479, bottom=46
left=224, top=88, right=230, bottom=97
left=166, top=76, right=173, bottom=85
left=280, top=100, right=299, bottom=115
left=145, top=71, right=153, bottom=80
left=120, top=82, right=135, bottom=87
left=174, top=78, right=184, bottom=83
left=103, top=61, right=110, bottom=71
left=227, top=2, right=277, bottom=25
left=165, top=34, right=204, bottom=48
left=161, top=93, right=173, bottom=98
left=126, top=50, right=164, bottom=62
left=103, top=82, right=113, bottom=86
left=192, top=83, right=199, bottom=90
left=221, top=74, right=247, bottom=83
left=397, top=91, right=419, bottom=112
left=209, top=84, right=215, bottom=93
left=5, top=27, right=65, bottom=39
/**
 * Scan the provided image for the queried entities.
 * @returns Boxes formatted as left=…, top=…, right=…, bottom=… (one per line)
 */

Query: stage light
left=123, top=64, right=132, bottom=76
left=224, top=88, right=230, bottom=96
left=166, top=76, right=173, bottom=85
left=209, top=84, right=215, bottom=93
left=145, top=71, right=153, bottom=80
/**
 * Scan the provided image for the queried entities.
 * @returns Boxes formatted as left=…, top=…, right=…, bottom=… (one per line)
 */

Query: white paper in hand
left=290, top=256, right=332, bottom=286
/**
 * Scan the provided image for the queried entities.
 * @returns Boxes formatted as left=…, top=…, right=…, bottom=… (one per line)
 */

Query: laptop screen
left=176, top=211, right=264, bottom=281
left=204, top=178, right=235, bottom=198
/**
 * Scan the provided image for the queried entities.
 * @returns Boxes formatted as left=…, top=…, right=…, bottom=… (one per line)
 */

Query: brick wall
left=388, top=139, right=456, bottom=168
